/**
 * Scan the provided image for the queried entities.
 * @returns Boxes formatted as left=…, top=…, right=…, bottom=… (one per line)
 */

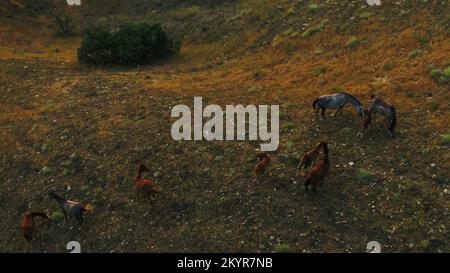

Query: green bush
left=430, top=69, right=443, bottom=79
left=78, top=23, right=180, bottom=66
left=51, top=211, right=65, bottom=222
left=444, top=67, right=450, bottom=78
left=308, top=4, right=323, bottom=14
left=441, top=133, right=450, bottom=145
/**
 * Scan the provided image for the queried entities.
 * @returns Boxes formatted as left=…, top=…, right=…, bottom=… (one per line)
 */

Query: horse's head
left=356, top=105, right=365, bottom=117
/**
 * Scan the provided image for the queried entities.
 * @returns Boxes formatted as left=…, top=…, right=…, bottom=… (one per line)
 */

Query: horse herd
left=253, top=92, right=397, bottom=190
left=19, top=92, right=397, bottom=245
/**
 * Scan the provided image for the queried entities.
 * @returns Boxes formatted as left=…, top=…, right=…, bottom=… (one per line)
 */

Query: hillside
left=0, top=0, right=449, bottom=253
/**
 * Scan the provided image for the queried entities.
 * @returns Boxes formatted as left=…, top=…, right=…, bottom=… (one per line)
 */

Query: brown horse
left=304, top=142, right=330, bottom=193
left=135, top=164, right=162, bottom=200
left=296, top=141, right=326, bottom=176
left=20, top=212, right=51, bottom=243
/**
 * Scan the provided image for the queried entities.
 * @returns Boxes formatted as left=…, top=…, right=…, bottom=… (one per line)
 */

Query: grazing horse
left=20, top=212, right=51, bottom=243
left=357, top=95, right=396, bottom=138
left=312, top=92, right=364, bottom=118
left=253, top=152, right=271, bottom=182
left=296, top=141, right=326, bottom=176
left=304, top=142, right=330, bottom=193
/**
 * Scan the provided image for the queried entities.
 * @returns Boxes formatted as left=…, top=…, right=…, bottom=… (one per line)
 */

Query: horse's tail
left=312, top=98, right=318, bottom=111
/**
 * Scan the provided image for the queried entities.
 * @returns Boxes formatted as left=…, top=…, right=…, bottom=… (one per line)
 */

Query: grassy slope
left=0, top=0, right=449, bottom=252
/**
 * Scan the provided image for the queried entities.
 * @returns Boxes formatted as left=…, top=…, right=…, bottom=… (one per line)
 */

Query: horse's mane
left=341, top=92, right=362, bottom=106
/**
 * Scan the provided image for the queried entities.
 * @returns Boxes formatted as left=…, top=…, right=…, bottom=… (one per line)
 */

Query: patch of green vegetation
left=247, top=85, right=260, bottom=93
left=285, top=122, right=295, bottom=130
left=286, top=7, right=296, bottom=16
left=440, top=133, right=450, bottom=145
left=41, top=143, right=49, bottom=154
left=275, top=244, right=291, bottom=253
left=383, top=63, right=394, bottom=71
left=51, top=211, right=64, bottom=222
left=78, top=23, right=180, bottom=66
left=302, top=20, right=328, bottom=37
left=359, top=11, right=372, bottom=19
left=313, top=66, right=327, bottom=76
left=428, top=100, right=440, bottom=111
left=356, top=168, right=374, bottom=181
left=430, top=69, right=443, bottom=79
left=331, top=84, right=343, bottom=93
left=409, top=49, right=422, bottom=58
left=308, top=4, right=323, bottom=14
left=443, top=67, right=450, bottom=78
left=346, top=37, right=360, bottom=49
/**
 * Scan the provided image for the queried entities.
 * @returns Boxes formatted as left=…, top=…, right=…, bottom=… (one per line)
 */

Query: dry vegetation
left=0, top=0, right=449, bottom=253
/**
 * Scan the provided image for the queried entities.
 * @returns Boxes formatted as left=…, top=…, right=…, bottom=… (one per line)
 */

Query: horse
left=312, top=92, right=364, bottom=118
left=296, top=141, right=326, bottom=176
left=357, top=95, right=396, bottom=138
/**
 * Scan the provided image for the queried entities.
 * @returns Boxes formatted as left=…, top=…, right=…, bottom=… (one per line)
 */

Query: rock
left=41, top=166, right=51, bottom=175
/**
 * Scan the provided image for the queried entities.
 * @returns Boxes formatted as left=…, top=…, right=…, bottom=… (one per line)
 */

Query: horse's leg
left=315, top=106, right=320, bottom=115
left=334, top=106, right=343, bottom=117
left=296, top=162, right=303, bottom=176
left=321, top=108, right=326, bottom=117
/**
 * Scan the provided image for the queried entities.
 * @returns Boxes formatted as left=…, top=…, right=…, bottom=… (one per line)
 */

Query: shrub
left=346, top=37, right=360, bottom=49
left=51, top=211, right=65, bottom=222
left=430, top=69, right=443, bottom=79
left=441, top=133, right=450, bottom=145
left=78, top=23, right=180, bottom=66
left=444, top=67, right=450, bottom=78
left=308, top=4, right=323, bottom=14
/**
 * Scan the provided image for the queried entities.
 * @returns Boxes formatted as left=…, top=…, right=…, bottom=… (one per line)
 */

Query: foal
left=135, top=164, right=162, bottom=200
left=312, top=92, right=364, bottom=118
left=358, top=95, right=397, bottom=138
left=253, top=152, right=271, bottom=182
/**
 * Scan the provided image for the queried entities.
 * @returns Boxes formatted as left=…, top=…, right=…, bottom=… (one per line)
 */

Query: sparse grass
left=428, top=100, right=440, bottom=111
left=409, top=49, right=422, bottom=58
left=444, top=67, right=450, bottom=78
left=168, top=6, right=202, bottom=20
left=275, top=244, right=290, bottom=253
left=440, top=133, right=450, bottom=145
left=308, top=4, right=323, bottom=14
left=302, top=19, right=328, bottom=37
left=346, top=37, right=360, bottom=49
left=356, top=168, right=374, bottom=181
